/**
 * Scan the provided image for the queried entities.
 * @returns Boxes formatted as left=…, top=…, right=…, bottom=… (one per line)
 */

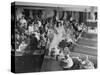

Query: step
left=81, top=32, right=97, bottom=39
left=77, top=38, right=97, bottom=47
left=73, top=45, right=97, bottom=56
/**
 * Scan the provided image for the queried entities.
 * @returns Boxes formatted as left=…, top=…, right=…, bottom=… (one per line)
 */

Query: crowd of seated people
left=15, top=12, right=86, bottom=52
left=15, top=10, right=88, bottom=54
left=14, top=9, right=96, bottom=69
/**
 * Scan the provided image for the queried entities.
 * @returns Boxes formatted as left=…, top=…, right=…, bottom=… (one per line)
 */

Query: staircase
left=41, top=31, right=98, bottom=71
left=73, top=32, right=97, bottom=56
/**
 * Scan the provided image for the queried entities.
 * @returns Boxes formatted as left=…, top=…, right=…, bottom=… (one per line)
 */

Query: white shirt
left=37, top=21, right=42, bottom=27
left=61, top=55, right=73, bottom=68
left=34, top=32, right=40, bottom=41
left=18, top=42, right=27, bottom=52
left=28, top=25, right=34, bottom=34
left=20, top=18, right=27, bottom=27
left=81, top=60, right=95, bottom=69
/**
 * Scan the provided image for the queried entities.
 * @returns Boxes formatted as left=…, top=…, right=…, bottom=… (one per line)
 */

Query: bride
left=48, top=22, right=66, bottom=56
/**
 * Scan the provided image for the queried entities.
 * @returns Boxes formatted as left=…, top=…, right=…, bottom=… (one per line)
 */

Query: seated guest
left=80, top=56, right=95, bottom=69
left=33, top=31, right=40, bottom=41
left=28, top=23, right=34, bottom=35
left=29, top=34, right=39, bottom=51
left=60, top=55, right=73, bottom=70
left=17, top=41, right=27, bottom=52
left=58, top=47, right=74, bottom=70
left=19, top=16, right=27, bottom=28
left=71, top=57, right=82, bottom=69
